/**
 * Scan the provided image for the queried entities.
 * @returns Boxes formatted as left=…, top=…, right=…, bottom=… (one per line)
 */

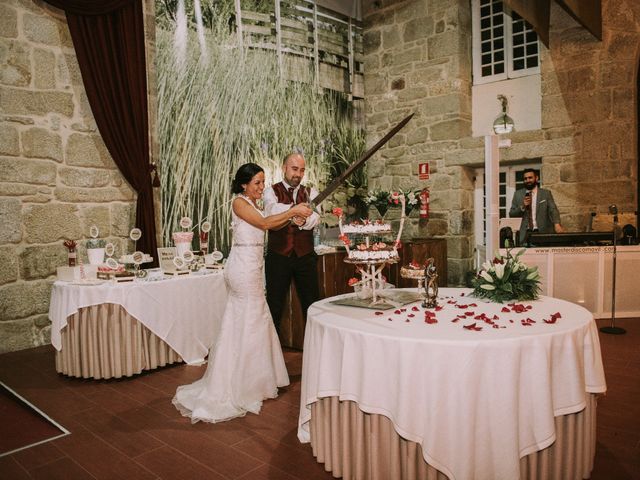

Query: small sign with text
left=418, top=162, right=429, bottom=180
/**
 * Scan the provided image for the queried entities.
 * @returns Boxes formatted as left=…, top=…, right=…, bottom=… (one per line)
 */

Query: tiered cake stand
left=334, top=195, right=418, bottom=308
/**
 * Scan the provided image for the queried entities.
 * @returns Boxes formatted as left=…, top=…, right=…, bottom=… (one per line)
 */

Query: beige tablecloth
left=310, top=394, right=597, bottom=480
left=55, top=303, right=182, bottom=379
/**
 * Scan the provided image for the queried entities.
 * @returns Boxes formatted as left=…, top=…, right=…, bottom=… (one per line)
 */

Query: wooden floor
left=0, top=317, right=638, bottom=480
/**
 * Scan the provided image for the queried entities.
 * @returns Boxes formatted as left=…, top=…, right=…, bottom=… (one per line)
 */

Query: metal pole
left=600, top=219, right=626, bottom=334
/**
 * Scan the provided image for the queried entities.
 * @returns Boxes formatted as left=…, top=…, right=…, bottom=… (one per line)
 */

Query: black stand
left=600, top=218, right=626, bottom=335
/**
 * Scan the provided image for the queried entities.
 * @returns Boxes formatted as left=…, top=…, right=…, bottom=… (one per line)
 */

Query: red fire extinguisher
left=419, top=188, right=430, bottom=219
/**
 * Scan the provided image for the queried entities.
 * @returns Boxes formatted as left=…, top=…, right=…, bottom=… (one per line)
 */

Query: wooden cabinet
left=278, top=239, right=448, bottom=349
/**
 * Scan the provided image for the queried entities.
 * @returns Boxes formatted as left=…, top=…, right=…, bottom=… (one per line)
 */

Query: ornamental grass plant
left=471, top=247, right=541, bottom=303
left=156, top=4, right=364, bottom=252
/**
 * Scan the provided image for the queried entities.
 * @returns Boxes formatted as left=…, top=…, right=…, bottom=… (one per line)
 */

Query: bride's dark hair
left=231, top=163, right=264, bottom=194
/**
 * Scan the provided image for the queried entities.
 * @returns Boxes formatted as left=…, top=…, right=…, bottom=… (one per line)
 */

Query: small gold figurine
left=422, top=258, right=438, bottom=309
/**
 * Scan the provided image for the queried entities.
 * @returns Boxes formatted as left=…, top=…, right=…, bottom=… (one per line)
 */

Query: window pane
left=526, top=31, right=537, bottom=42
left=494, top=50, right=504, bottom=62
left=493, top=38, right=503, bottom=50
left=513, top=46, right=524, bottom=58
left=481, top=5, right=491, bottom=16
left=513, top=58, right=525, bottom=70
left=513, top=33, right=524, bottom=46
left=495, top=63, right=504, bottom=74
left=492, top=1, right=503, bottom=13
left=499, top=184, right=506, bottom=195
left=513, top=21, right=524, bottom=33
left=481, top=17, right=491, bottom=29
left=499, top=172, right=506, bottom=182
left=528, top=56, right=538, bottom=68
left=481, top=40, right=492, bottom=53
left=526, top=44, right=537, bottom=55
left=482, top=53, right=492, bottom=65
left=481, top=29, right=491, bottom=41
left=495, top=26, right=504, bottom=37
left=482, top=65, right=492, bottom=76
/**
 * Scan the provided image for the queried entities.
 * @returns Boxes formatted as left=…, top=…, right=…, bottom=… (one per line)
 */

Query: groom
left=263, top=153, right=321, bottom=334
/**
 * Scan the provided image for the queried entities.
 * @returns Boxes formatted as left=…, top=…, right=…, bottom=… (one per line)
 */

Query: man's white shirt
left=263, top=180, right=320, bottom=230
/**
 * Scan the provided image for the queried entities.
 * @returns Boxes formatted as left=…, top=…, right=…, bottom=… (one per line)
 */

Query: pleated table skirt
left=55, top=303, right=182, bottom=380
left=310, top=395, right=597, bottom=480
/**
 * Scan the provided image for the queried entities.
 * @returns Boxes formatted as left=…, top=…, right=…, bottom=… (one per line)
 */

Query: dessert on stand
left=331, top=194, right=420, bottom=309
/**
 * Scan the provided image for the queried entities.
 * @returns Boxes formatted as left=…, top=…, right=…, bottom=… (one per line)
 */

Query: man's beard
left=287, top=176, right=302, bottom=187
left=524, top=182, right=536, bottom=191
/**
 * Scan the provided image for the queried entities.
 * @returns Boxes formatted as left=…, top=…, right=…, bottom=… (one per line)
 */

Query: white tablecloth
left=298, top=288, right=606, bottom=480
left=49, top=271, right=228, bottom=364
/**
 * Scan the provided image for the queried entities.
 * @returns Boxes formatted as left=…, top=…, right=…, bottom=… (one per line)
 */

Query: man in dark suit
left=263, top=153, right=320, bottom=334
left=509, top=168, right=565, bottom=245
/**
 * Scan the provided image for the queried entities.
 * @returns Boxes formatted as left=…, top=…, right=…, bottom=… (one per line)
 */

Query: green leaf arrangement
left=471, top=246, right=541, bottom=303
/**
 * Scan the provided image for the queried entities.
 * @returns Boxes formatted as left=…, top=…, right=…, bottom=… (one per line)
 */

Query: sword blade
left=311, top=113, right=414, bottom=206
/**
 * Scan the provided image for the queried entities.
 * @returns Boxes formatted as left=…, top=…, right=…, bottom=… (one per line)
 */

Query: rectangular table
left=49, top=271, right=228, bottom=379
left=299, top=288, right=606, bottom=480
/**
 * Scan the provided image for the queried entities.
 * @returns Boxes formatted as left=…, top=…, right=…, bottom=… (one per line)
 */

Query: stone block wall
left=0, top=0, right=141, bottom=353
left=362, top=0, right=639, bottom=285
left=362, top=0, right=475, bottom=285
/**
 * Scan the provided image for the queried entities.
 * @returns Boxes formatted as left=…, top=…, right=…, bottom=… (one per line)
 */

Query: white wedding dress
left=172, top=195, right=289, bottom=423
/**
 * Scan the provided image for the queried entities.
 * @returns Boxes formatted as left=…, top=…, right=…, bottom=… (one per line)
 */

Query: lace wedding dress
left=172, top=195, right=289, bottom=423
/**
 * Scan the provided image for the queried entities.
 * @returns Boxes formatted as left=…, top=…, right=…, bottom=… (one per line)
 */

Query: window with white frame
left=472, top=0, right=540, bottom=85
left=473, top=161, right=542, bottom=246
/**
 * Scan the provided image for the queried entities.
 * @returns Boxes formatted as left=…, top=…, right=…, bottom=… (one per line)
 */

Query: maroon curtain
left=44, top=0, right=158, bottom=266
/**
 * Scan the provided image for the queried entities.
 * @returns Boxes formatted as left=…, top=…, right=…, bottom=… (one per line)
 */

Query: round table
left=298, top=288, right=606, bottom=480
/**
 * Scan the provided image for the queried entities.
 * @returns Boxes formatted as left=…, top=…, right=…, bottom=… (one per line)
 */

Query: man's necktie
left=526, top=203, right=534, bottom=230
left=288, top=187, right=295, bottom=203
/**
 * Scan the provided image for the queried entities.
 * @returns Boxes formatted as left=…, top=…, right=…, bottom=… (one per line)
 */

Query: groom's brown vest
left=267, top=182, right=314, bottom=257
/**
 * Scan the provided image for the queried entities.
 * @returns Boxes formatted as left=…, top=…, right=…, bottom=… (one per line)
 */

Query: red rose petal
left=501, top=307, right=510, bottom=313
left=375, top=311, right=384, bottom=316
left=394, top=310, right=402, bottom=314
left=411, top=306, right=420, bottom=312
left=435, top=306, right=443, bottom=311
left=408, top=314, right=415, bottom=318
left=465, top=311, right=474, bottom=316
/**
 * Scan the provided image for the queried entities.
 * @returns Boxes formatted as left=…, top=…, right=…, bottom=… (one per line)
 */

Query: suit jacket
left=509, top=187, right=561, bottom=243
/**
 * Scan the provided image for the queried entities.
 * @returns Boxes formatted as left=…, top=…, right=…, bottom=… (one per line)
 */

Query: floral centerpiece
left=366, top=189, right=391, bottom=217
left=366, top=189, right=420, bottom=217
left=400, top=189, right=420, bottom=215
left=471, top=247, right=541, bottom=303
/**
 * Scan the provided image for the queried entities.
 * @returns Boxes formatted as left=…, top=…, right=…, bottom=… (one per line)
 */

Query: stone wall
left=362, top=0, right=639, bottom=285
left=0, top=0, right=146, bottom=353
left=362, top=0, right=475, bottom=285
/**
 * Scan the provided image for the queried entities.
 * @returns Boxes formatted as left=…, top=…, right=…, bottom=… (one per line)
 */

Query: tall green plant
left=157, top=14, right=364, bottom=252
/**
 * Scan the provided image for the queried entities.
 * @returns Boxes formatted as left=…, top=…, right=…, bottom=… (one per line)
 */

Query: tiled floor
left=0, top=318, right=638, bottom=480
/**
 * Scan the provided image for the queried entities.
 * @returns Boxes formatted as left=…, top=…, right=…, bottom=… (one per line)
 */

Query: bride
left=173, top=163, right=313, bottom=423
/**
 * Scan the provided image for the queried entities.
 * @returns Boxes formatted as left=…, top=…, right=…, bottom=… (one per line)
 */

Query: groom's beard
left=524, top=182, right=537, bottom=191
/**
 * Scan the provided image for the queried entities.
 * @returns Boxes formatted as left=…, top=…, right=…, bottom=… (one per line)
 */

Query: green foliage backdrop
left=156, top=4, right=364, bottom=252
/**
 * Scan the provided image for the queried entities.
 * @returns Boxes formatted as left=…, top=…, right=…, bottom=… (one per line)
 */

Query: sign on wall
left=418, top=162, right=430, bottom=180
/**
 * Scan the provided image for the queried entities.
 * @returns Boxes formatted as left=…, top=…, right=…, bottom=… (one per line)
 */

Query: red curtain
left=44, top=0, right=158, bottom=265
